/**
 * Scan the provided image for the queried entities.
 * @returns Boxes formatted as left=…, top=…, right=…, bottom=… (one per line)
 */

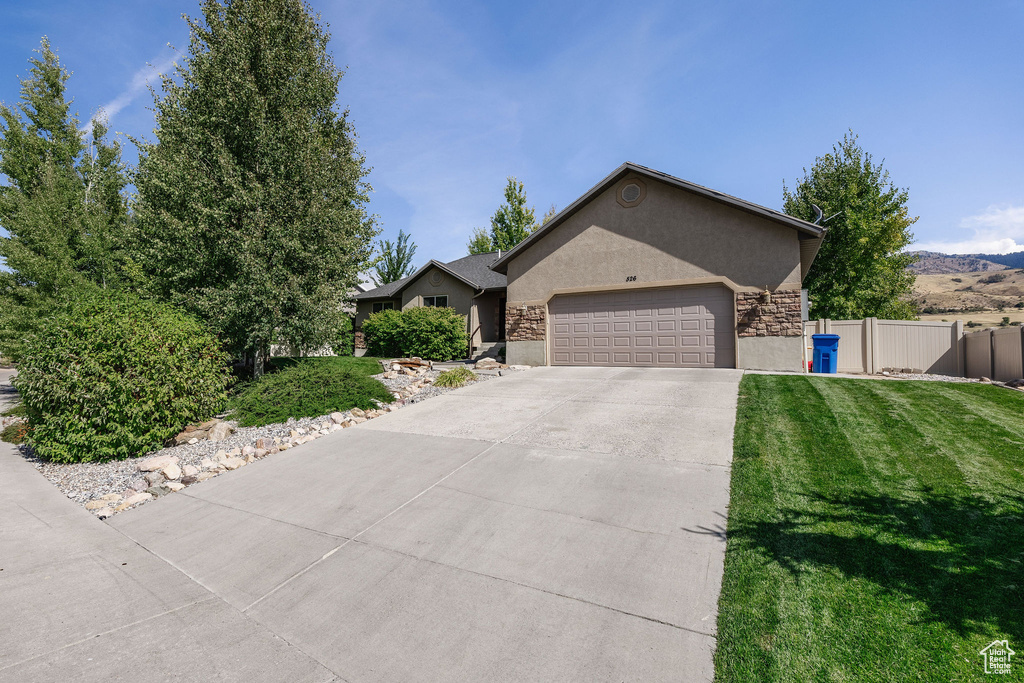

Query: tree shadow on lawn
left=727, top=486, right=1024, bottom=641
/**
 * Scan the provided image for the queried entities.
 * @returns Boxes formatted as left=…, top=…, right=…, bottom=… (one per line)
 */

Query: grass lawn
left=267, top=355, right=383, bottom=377
left=716, top=375, right=1024, bottom=682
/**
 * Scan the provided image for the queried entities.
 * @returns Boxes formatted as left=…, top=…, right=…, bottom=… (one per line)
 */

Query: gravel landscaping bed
left=14, top=365, right=514, bottom=517
left=882, top=371, right=985, bottom=383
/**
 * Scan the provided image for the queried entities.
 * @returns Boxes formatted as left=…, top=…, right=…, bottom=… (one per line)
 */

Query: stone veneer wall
left=736, top=289, right=802, bottom=337
left=354, top=329, right=366, bottom=349
left=506, top=305, right=546, bottom=341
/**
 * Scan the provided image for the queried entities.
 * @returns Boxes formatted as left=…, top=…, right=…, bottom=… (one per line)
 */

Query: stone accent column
left=736, top=289, right=802, bottom=337
left=506, top=304, right=546, bottom=341
left=354, top=329, right=366, bottom=349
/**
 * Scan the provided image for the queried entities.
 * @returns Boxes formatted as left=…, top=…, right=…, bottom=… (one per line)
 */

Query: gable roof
left=489, top=162, right=827, bottom=274
left=355, top=251, right=506, bottom=300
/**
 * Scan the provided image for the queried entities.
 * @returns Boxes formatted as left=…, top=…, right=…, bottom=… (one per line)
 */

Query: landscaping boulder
left=137, top=455, right=179, bottom=472
left=208, top=421, right=234, bottom=441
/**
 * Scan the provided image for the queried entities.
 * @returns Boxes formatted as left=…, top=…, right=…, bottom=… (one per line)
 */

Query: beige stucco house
left=489, top=162, right=826, bottom=371
left=353, top=253, right=508, bottom=356
left=355, top=162, right=825, bottom=371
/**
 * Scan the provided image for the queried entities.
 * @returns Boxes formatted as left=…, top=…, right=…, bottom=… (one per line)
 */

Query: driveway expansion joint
left=350, top=537, right=718, bottom=639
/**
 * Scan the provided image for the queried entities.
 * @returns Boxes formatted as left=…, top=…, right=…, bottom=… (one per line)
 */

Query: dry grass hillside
left=912, top=269, right=1024, bottom=327
left=908, top=251, right=1009, bottom=274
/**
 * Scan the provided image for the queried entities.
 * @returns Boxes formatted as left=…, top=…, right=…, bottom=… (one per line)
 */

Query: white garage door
left=549, top=286, right=734, bottom=367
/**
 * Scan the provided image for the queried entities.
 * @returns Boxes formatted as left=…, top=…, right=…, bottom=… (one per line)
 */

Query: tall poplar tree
left=0, top=39, right=129, bottom=360
left=370, top=229, right=417, bottom=286
left=784, top=132, right=918, bottom=320
left=134, top=0, right=378, bottom=371
left=467, top=176, right=537, bottom=254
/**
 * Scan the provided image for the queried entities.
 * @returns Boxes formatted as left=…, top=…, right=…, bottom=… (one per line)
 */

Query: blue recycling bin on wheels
left=811, top=334, right=840, bottom=374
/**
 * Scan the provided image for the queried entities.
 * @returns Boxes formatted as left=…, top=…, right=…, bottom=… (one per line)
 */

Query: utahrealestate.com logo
left=980, top=640, right=1015, bottom=675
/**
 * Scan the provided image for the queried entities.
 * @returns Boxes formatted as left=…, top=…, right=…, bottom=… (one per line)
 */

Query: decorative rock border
left=21, top=361, right=525, bottom=519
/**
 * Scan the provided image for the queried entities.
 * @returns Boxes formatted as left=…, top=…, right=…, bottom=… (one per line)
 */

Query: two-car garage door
left=549, top=285, right=734, bottom=368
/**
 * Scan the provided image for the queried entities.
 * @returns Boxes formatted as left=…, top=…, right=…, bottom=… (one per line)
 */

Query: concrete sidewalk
left=0, top=371, right=335, bottom=682
left=3, top=367, right=742, bottom=682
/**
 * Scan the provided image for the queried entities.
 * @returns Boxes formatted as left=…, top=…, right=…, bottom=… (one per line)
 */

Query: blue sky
left=2, top=0, right=1023, bottom=265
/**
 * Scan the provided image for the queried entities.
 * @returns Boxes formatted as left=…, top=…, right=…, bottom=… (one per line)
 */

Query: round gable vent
left=621, top=183, right=642, bottom=203
left=429, top=270, right=445, bottom=287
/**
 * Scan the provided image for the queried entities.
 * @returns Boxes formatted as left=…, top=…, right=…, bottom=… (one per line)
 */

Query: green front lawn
left=716, top=375, right=1024, bottom=682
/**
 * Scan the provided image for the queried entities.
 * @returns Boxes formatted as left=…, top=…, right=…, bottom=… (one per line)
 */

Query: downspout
left=803, top=204, right=824, bottom=374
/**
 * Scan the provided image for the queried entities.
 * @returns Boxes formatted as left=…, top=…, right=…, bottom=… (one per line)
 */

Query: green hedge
left=13, top=293, right=231, bottom=463
left=362, top=306, right=468, bottom=360
left=230, top=359, right=394, bottom=427
left=330, top=316, right=355, bottom=357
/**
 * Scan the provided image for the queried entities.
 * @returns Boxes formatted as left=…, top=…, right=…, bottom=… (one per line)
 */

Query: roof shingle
left=355, top=252, right=506, bottom=300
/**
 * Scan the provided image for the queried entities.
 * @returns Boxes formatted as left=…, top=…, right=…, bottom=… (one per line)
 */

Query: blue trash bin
left=811, top=334, right=840, bottom=374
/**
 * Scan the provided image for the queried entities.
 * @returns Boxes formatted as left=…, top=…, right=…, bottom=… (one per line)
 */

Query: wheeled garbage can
left=811, top=334, right=840, bottom=374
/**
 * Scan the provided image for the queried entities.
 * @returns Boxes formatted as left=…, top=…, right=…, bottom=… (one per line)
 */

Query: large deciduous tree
left=0, top=39, right=130, bottom=360
left=784, top=132, right=918, bottom=320
left=370, top=229, right=416, bottom=286
left=134, top=0, right=378, bottom=371
left=467, top=176, right=537, bottom=254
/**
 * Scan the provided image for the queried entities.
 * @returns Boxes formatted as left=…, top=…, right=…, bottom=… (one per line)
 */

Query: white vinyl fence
left=804, top=318, right=967, bottom=377
left=805, top=318, right=1024, bottom=380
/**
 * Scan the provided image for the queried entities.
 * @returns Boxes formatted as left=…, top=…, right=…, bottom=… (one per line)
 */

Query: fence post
left=824, top=318, right=831, bottom=334
left=989, top=330, right=996, bottom=380
left=1015, top=325, right=1024, bottom=378
left=955, top=320, right=964, bottom=377
left=862, top=318, right=871, bottom=374
left=869, top=318, right=880, bottom=374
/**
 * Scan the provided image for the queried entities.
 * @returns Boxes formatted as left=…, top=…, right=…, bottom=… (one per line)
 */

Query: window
left=423, top=295, right=448, bottom=308
left=372, top=301, right=395, bottom=313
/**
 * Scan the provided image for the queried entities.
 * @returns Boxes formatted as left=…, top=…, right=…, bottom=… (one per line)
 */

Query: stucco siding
left=399, top=267, right=477, bottom=313
left=505, top=176, right=802, bottom=305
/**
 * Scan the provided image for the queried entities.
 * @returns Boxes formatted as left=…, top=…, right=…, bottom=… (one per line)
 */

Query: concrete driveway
left=3, top=366, right=741, bottom=682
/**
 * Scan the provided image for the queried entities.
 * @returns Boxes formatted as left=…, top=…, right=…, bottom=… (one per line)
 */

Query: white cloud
left=84, top=53, right=177, bottom=133
left=913, top=204, right=1024, bottom=255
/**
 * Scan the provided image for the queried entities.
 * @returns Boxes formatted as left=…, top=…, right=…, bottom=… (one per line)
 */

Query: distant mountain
left=970, top=251, right=1024, bottom=269
left=908, top=251, right=1010, bottom=274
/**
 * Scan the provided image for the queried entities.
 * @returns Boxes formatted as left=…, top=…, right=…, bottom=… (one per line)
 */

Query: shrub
left=433, top=366, right=477, bottom=388
left=1, top=403, right=27, bottom=418
left=230, top=359, right=394, bottom=427
left=1, top=421, right=29, bottom=444
left=13, top=294, right=231, bottom=463
left=362, top=307, right=468, bottom=360
left=330, top=316, right=355, bottom=357
left=981, top=273, right=1008, bottom=284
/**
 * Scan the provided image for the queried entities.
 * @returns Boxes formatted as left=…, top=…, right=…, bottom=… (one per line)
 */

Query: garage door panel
left=549, top=285, right=734, bottom=368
